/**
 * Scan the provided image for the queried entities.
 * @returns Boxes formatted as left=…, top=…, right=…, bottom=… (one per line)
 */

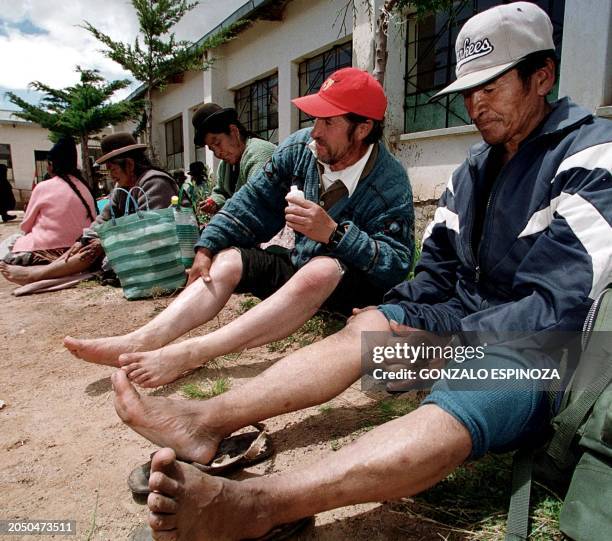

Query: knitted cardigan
left=210, top=137, right=276, bottom=207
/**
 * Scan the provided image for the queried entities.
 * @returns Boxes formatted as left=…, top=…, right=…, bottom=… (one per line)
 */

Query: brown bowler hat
left=96, top=132, right=148, bottom=164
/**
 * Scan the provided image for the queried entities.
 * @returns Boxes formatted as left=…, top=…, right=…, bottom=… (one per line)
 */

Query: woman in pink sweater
left=2, top=137, right=95, bottom=267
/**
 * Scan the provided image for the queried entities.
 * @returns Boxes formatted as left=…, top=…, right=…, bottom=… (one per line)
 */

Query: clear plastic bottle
left=171, top=196, right=199, bottom=269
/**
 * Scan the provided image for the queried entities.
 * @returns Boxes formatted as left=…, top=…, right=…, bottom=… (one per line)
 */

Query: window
left=404, top=0, right=565, bottom=133
left=0, top=143, right=13, bottom=183
left=235, top=73, right=279, bottom=143
left=165, top=115, right=184, bottom=170
left=34, top=150, right=49, bottom=182
left=298, top=41, right=353, bottom=129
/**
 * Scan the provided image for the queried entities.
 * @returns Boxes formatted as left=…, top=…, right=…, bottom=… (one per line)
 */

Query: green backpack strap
left=505, top=286, right=612, bottom=540
left=505, top=447, right=535, bottom=541
left=548, top=288, right=612, bottom=467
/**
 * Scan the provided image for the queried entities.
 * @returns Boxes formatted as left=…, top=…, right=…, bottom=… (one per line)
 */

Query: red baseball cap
left=292, top=67, right=387, bottom=121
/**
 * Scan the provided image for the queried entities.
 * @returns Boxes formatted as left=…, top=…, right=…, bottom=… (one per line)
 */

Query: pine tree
left=6, top=67, right=141, bottom=187
left=82, top=0, right=247, bottom=163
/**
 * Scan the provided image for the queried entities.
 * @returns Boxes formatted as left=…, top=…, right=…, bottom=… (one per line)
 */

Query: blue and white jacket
left=196, top=128, right=414, bottom=290
left=384, top=98, right=612, bottom=336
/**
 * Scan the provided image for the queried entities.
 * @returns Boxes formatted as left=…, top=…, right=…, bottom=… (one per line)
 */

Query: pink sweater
left=13, top=176, right=96, bottom=252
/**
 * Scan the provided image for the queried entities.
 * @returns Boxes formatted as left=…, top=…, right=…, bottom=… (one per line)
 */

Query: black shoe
left=1, top=214, right=17, bottom=222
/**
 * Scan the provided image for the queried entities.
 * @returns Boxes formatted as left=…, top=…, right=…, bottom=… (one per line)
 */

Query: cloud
left=0, top=0, right=247, bottom=100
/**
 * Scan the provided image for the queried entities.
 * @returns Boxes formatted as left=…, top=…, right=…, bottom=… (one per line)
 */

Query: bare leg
left=0, top=255, right=91, bottom=286
left=112, top=309, right=391, bottom=462
left=145, top=403, right=472, bottom=540
left=120, top=256, right=344, bottom=387
left=64, top=249, right=244, bottom=366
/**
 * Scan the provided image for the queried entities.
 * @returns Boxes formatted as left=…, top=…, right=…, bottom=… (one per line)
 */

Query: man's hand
left=285, top=193, right=336, bottom=243
left=198, top=197, right=218, bottom=215
left=187, top=248, right=214, bottom=286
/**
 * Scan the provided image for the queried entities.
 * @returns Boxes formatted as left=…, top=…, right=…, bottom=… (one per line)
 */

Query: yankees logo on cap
left=432, top=2, right=555, bottom=99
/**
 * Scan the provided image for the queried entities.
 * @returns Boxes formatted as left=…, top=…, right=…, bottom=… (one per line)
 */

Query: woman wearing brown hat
left=0, top=133, right=177, bottom=286
left=192, top=103, right=275, bottom=216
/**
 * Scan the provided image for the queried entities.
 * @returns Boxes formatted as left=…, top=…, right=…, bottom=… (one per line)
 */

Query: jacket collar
left=468, top=97, right=593, bottom=162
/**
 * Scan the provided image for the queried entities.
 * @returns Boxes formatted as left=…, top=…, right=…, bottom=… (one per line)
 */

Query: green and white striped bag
left=94, top=188, right=187, bottom=300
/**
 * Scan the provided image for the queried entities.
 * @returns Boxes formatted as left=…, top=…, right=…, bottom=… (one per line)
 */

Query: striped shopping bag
left=94, top=188, right=187, bottom=300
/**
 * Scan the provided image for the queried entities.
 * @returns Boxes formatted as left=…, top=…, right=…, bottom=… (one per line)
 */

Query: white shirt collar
left=308, top=140, right=374, bottom=197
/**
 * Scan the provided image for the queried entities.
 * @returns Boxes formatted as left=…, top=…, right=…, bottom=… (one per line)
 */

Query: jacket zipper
left=581, top=288, right=609, bottom=350
left=466, top=160, right=479, bottom=283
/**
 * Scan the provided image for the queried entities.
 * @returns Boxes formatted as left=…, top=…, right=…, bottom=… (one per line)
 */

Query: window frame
left=234, top=73, right=279, bottom=143
left=297, top=41, right=353, bottom=129
left=403, top=0, right=565, bottom=134
left=165, top=115, right=184, bottom=171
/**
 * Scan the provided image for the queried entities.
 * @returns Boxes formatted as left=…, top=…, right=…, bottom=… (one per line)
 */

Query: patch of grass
left=394, top=453, right=563, bottom=540
left=407, top=237, right=422, bottom=280
left=319, top=403, right=333, bottom=414
left=75, top=279, right=99, bottom=289
left=239, top=295, right=260, bottom=314
left=180, top=377, right=231, bottom=400
left=330, top=439, right=341, bottom=451
left=84, top=488, right=99, bottom=541
left=268, top=312, right=346, bottom=353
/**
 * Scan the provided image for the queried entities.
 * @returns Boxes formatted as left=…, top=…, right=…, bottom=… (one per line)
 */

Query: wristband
left=326, top=224, right=345, bottom=249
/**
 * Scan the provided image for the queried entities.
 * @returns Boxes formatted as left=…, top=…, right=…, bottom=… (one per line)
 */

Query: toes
left=149, top=449, right=182, bottom=494
left=118, top=353, right=139, bottom=368
left=148, top=512, right=177, bottom=531
left=148, top=492, right=178, bottom=514
left=130, top=368, right=149, bottom=383
left=111, top=371, right=142, bottom=422
left=149, top=470, right=180, bottom=496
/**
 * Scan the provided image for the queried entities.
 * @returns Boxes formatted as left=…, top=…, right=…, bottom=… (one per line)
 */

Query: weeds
left=268, top=312, right=346, bottom=353
left=319, top=403, right=333, bottom=414
left=394, top=453, right=563, bottom=540
left=84, top=488, right=99, bottom=541
left=180, top=377, right=231, bottom=400
left=75, top=280, right=98, bottom=289
left=407, top=237, right=422, bottom=280
left=239, top=295, right=261, bottom=314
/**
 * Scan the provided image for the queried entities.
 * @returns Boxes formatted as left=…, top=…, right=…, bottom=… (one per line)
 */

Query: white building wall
left=0, top=122, right=51, bottom=203
left=558, top=0, right=612, bottom=112
left=150, top=70, right=206, bottom=170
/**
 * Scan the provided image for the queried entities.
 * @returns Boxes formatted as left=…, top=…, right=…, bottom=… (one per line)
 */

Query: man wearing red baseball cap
left=66, top=67, right=414, bottom=395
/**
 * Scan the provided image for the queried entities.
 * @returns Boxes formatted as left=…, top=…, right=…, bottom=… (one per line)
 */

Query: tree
left=82, top=0, right=248, bottom=163
left=6, top=67, right=141, bottom=187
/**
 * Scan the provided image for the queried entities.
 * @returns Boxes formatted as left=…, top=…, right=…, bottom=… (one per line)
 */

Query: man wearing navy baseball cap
left=68, top=67, right=414, bottom=389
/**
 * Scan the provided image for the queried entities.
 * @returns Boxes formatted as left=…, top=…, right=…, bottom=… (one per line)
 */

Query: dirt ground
left=1, top=215, right=450, bottom=541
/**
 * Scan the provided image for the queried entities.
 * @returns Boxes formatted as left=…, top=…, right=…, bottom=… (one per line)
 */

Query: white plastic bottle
left=288, top=184, right=304, bottom=200
left=171, top=195, right=199, bottom=269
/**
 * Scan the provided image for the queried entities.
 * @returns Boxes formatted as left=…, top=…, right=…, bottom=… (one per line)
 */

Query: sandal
left=128, top=424, right=273, bottom=496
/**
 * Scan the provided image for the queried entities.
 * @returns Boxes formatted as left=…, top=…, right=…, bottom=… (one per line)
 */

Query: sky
left=0, top=0, right=247, bottom=110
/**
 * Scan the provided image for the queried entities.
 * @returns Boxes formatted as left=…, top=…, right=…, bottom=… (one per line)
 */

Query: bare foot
left=119, top=343, right=208, bottom=388
left=63, top=334, right=149, bottom=367
left=111, top=370, right=224, bottom=464
left=146, top=448, right=274, bottom=540
left=0, top=262, right=37, bottom=285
